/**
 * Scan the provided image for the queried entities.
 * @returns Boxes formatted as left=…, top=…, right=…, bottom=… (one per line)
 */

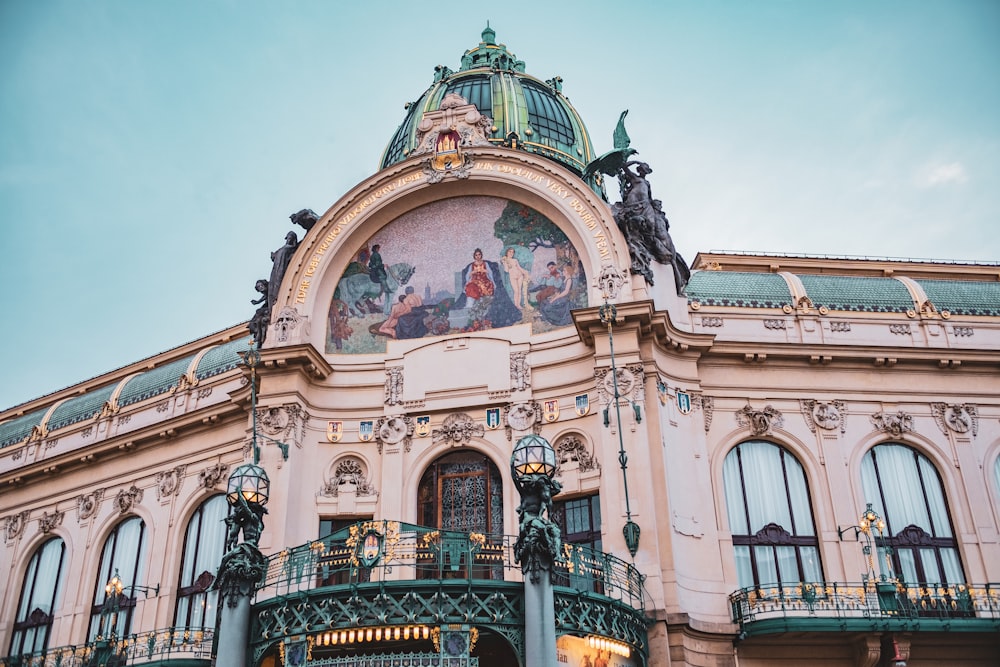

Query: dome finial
left=482, top=22, right=496, bottom=45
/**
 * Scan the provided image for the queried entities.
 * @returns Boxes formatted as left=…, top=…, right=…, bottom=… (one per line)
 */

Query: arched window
left=861, top=443, right=964, bottom=585
left=723, top=441, right=822, bottom=588
left=88, top=517, right=148, bottom=639
left=9, top=538, right=66, bottom=656
left=175, top=495, right=227, bottom=629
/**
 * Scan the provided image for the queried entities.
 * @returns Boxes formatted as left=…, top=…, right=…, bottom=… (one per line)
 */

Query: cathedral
left=2, top=26, right=999, bottom=667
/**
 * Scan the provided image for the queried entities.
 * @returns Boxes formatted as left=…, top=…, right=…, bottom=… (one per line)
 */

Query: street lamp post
left=511, top=434, right=562, bottom=667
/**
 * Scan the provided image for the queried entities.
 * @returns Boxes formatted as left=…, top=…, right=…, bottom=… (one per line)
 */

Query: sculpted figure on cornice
left=376, top=415, right=414, bottom=453
left=931, top=403, right=978, bottom=436
left=77, top=489, right=104, bottom=522
left=510, top=352, right=531, bottom=392
left=870, top=410, right=914, bottom=437
left=432, top=412, right=485, bottom=447
left=38, top=510, right=64, bottom=535
left=555, top=435, right=600, bottom=473
left=115, top=484, right=144, bottom=515
left=320, top=458, right=376, bottom=498
left=736, top=403, right=784, bottom=436
left=800, top=400, right=846, bottom=434
left=505, top=401, right=542, bottom=442
left=4, top=510, right=29, bottom=541
left=249, top=278, right=270, bottom=346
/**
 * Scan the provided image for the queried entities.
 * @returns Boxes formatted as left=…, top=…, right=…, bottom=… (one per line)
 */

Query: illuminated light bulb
left=340, top=631, right=347, bottom=644
left=375, top=628, right=382, bottom=641
left=404, top=627, right=410, bottom=640
left=422, top=626, right=429, bottom=639
left=348, top=630, right=356, bottom=643
left=366, top=628, right=373, bottom=642
left=394, top=628, right=401, bottom=640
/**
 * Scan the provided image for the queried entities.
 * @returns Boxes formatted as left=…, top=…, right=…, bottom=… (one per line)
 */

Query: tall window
left=861, top=443, right=964, bottom=585
left=552, top=494, right=602, bottom=551
left=88, top=517, right=148, bottom=639
left=723, top=441, right=822, bottom=588
left=175, top=496, right=227, bottom=629
left=10, top=538, right=66, bottom=656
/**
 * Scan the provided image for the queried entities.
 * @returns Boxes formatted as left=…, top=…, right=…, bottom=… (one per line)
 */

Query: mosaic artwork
left=327, top=196, right=588, bottom=354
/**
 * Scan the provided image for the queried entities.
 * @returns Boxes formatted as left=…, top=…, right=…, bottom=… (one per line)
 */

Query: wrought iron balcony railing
left=730, top=581, right=1000, bottom=637
left=1, top=626, right=214, bottom=667
left=257, top=520, right=646, bottom=611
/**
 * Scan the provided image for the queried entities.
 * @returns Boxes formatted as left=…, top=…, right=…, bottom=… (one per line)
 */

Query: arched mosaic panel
left=327, top=196, right=588, bottom=354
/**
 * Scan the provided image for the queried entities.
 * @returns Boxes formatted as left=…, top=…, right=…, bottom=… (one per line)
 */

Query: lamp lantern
left=105, top=569, right=124, bottom=598
left=511, top=434, right=558, bottom=480
left=227, top=462, right=271, bottom=506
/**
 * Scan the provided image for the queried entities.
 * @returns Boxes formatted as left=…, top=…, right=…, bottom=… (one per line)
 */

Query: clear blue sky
left=1, top=0, right=998, bottom=410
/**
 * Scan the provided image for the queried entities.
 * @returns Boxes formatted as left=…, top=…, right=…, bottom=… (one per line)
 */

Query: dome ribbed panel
left=799, top=275, right=913, bottom=313
left=48, top=384, right=115, bottom=432
left=917, top=279, right=1000, bottom=317
left=196, top=337, right=251, bottom=380
left=686, top=271, right=792, bottom=308
left=446, top=75, right=493, bottom=119
left=0, top=407, right=47, bottom=448
left=522, top=79, right=575, bottom=147
left=118, top=357, right=194, bottom=407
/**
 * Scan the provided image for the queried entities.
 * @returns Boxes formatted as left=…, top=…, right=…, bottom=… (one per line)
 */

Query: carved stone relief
left=800, top=400, right=846, bottom=434
left=198, top=463, right=229, bottom=490
left=504, top=401, right=542, bottom=441
left=829, top=321, right=851, bottom=332
left=931, top=403, right=978, bottom=436
left=114, top=485, right=144, bottom=515
left=38, top=510, right=64, bottom=535
left=694, top=394, right=714, bottom=433
left=385, top=367, right=404, bottom=406
left=257, top=404, right=308, bottom=449
left=77, top=489, right=105, bottom=522
left=595, top=264, right=628, bottom=300
left=4, top=510, right=29, bottom=541
left=432, top=413, right=485, bottom=447
left=870, top=410, right=914, bottom=437
left=595, top=363, right=644, bottom=404
left=735, top=403, right=784, bottom=436
left=155, top=465, right=188, bottom=500
left=320, top=458, right=376, bottom=498
left=273, top=306, right=303, bottom=343
left=510, top=352, right=531, bottom=392
left=889, top=324, right=911, bottom=335
left=375, top=415, right=414, bottom=453
left=554, top=435, right=600, bottom=473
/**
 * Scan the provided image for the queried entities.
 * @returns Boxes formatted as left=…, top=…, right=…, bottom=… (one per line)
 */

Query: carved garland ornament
left=155, top=465, right=187, bottom=500
left=38, top=510, right=64, bottom=535
left=930, top=403, right=978, bottom=436
left=4, top=510, right=30, bottom=541
left=870, top=410, right=914, bottom=437
left=735, top=403, right=784, bottom=436
left=432, top=412, right=485, bottom=447
left=510, top=352, right=531, bottom=392
left=199, top=463, right=229, bottom=490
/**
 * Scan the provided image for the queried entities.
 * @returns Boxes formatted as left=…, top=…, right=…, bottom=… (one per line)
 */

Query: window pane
left=920, top=548, right=942, bottom=584
left=897, top=548, right=918, bottom=585
left=940, top=548, right=963, bottom=584
left=800, top=547, right=822, bottom=583
left=10, top=538, right=65, bottom=655
left=89, top=518, right=148, bottom=640
left=734, top=546, right=754, bottom=589
left=775, top=546, right=799, bottom=584
left=754, top=545, right=778, bottom=585
left=175, top=495, right=227, bottom=628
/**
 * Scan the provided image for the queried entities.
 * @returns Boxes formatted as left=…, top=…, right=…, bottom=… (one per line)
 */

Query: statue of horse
left=334, top=262, right=415, bottom=317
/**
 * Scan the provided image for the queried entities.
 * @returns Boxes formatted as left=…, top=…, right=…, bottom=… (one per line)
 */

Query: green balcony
left=730, top=581, right=1000, bottom=638
left=1, top=626, right=214, bottom=667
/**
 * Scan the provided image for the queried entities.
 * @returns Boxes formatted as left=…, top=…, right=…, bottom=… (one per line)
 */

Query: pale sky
left=1, top=0, right=998, bottom=410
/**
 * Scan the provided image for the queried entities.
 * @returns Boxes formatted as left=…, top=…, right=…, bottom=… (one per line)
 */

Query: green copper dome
left=380, top=27, right=600, bottom=191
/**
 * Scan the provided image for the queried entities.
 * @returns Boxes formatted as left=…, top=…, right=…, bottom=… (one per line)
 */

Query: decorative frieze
left=736, top=403, right=784, bottom=436
left=829, top=321, right=851, bottom=332
left=375, top=415, right=414, bottom=453
left=930, top=403, right=978, bottom=437
left=701, top=317, right=723, bottom=328
left=432, top=413, right=484, bottom=446
left=952, top=326, right=974, bottom=337
left=889, top=324, right=911, bottom=335
left=800, top=400, right=846, bottom=434
left=763, top=319, right=786, bottom=330
left=870, top=410, right=914, bottom=437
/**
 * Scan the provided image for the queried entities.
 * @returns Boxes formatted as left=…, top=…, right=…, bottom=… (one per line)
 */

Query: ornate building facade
left=2, top=27, right=999, bottom=667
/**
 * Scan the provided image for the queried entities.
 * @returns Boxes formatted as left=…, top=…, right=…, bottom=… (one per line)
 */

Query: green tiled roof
left=0, top=407, right=47, bottom=449
left=799, top=275, right=913, bottom=313
left=917, top=280, right=1000, bottom=317
left=118, top=356, right=195, bottom=407
left=48, top=384, right=116, bottom=432
left=686, top=271, right=792, bottom=308
left=196, top=337, right=251, bottom=380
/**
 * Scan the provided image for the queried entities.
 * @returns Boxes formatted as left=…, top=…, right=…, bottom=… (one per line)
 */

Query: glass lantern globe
left=227, top=463, right=270, bottom=506
left=511, top=434, right=557, bottom=480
